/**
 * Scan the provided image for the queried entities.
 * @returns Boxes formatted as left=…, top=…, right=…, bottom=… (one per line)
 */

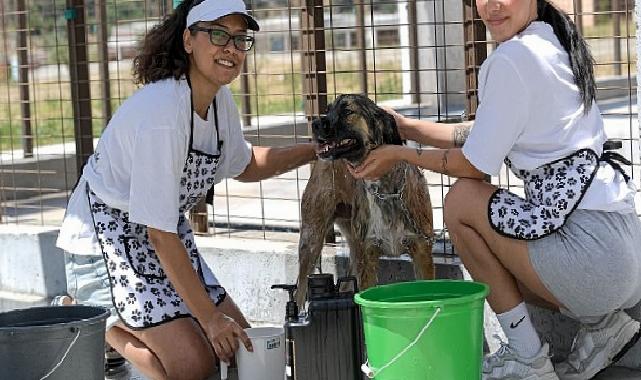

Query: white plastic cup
left=220, top=327, right=286, bottom=380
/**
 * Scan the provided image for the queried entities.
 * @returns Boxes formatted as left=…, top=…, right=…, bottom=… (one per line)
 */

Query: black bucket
left=0, top=305, right=110, bottom=380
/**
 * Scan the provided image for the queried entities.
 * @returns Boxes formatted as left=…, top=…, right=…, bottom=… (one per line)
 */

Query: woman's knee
left=164, top=346, right=215, bottom=380
left=444, top=178, right=479, bottom=226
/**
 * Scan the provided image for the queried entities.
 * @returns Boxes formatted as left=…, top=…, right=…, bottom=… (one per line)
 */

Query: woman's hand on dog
left=348, top=145, right=403, bottom=180
left=202, top=311, right=253, bottom=363
left=381, top=107, right=419, bottom=141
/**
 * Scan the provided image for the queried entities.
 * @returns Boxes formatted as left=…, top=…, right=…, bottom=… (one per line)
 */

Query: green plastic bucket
left=354, top=280, right=489, bottom=380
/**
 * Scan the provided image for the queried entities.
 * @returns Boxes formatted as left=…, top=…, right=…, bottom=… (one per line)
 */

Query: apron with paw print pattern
left=88, top=79, right=226, bottom=329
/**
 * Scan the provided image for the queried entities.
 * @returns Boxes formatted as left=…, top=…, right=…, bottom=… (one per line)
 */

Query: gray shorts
left=64, top=252, right=120, bottom=331
left=529, top=209, right=641, bottom=320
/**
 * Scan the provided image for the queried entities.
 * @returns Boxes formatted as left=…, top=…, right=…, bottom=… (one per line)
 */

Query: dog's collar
left=364, top=165, right=436, bottom=245
left=364, top=165, right=408, bottom=200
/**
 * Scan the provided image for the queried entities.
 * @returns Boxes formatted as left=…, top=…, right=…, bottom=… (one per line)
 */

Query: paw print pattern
left=85, top=144, right=225, bottom=328
left=490, top=149, right=599, bottom=240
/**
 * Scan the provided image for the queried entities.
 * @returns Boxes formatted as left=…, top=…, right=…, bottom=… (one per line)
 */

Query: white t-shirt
left=56, top=78, right=252, bottom=255
left=463, top=21, right=635, bottom=212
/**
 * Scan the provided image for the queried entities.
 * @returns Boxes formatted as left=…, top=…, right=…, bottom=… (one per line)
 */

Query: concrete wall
left=0, top=227, right=331, bottom=324
left=0, top=226, right=460, bottom=325
left=197, top=237, right=338, bottom=324
left=0, top=226, right=67, bottom=297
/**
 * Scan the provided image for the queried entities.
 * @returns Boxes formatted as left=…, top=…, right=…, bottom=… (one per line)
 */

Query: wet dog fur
left=297, top=94, right=434, bottom=304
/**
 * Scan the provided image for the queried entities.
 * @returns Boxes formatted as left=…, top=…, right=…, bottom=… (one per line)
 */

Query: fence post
left=301, top=0, right=327, bottom=119
left=301, top=0, right=333, bottom=245
left=613, top=0, right=622, bottom=76
left=355, top=0, right=368, bottom=94
left=240, top=1, right=253, bottom=128
left=16, top=0, right=32, bottom=158
left=462, top=0, right=486, bottom=119
left=408, top=0, right=420, bottom=105
left=66, top=0, right=94, bottom=175
left=96, top=0, right=112, bottom=127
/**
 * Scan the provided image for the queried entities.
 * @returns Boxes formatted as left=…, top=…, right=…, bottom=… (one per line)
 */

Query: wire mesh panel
left=0, top=0, right=171, bottom=225
left=210, top=0, right=471, bottom=251
left=0, top=1, right=637, bottom=252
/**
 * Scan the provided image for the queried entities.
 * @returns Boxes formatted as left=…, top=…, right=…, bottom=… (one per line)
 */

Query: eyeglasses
left=190, top=27, right=255, bottom=51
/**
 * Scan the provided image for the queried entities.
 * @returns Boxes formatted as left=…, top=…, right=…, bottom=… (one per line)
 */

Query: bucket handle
left=361, top=307, right=442, bottom=379
left=38, top=327, right=81, bottom=380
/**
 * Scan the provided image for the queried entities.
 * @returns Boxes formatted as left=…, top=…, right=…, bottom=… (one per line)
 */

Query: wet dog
left=297, top=94, right=434, bottom=304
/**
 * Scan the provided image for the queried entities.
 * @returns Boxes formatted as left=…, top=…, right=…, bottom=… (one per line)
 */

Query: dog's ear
left=355, top=95, right=402, bottom=145
left=378, top=107, right=403, bottom=146
left=311, top=116, right=325, bottom=138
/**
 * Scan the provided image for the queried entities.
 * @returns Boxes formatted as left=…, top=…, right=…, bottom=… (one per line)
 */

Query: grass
left=581, top=17, right=637, bottom=77
left=582, top=16, right=636, bottom=38
left=0, top=53, right=404, bottom=153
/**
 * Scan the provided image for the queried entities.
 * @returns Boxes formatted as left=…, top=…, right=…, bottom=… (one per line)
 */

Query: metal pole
left=0, top=0, right=6, bottom=221
left=408, top=0, right=420, bottom=105
left=96, top=0, right=112, bottom=126
left=240, top=60, right=252, bottom=127
left=637, top=0, right=641, bottom=189
left=573, top=0, right=583, bottom=33
left=240, top=1, right=252, bottom=127
left=356, top=0, right=368, bottom=94
left=301, top=0, right=327, bottom=121
left=16, top=0, right=32, bottom=158
left=462, top=0, right=486, bottom=119
left=613, top=0, right=622, bottom=76
left=66, top=0, right=94, bottom=174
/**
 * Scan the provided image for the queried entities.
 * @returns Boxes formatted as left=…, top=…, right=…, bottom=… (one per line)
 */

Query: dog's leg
left=356, top=241, right=383, bottom=290
left=406, top=237, right=435, bottom=280
left=296, top=218, right=334, bottom=306
left=334, top=219, right=363, bottom=285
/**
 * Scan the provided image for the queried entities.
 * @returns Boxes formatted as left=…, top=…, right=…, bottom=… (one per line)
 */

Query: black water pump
left=272, top=274, right=366, bottom=380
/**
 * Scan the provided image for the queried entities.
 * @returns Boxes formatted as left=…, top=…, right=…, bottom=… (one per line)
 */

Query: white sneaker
left=483, top=337, right=559, bottom=380
left=556, top=311, right=641, bottom=380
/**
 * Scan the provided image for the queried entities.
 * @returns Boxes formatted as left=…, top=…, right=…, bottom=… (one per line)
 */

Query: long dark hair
left=537, top=0, right=596, bottom=112
left=133, top=0, right=198, bottom=85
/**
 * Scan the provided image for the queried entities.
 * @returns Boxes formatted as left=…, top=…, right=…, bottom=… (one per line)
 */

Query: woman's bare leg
left=443, top=178, right=562, bottom=313
left=104, top=294, right=249, bottom=380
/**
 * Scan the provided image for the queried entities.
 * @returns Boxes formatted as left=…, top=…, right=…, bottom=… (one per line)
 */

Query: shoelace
left=483, top=335, right=515, bottom=371
left=564, top=328, right=587, bottom=371
left=565, top=315, right=614, bottom=372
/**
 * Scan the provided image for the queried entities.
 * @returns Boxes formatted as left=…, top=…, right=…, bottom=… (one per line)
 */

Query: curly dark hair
left=132, top=0, right=200, bottom=85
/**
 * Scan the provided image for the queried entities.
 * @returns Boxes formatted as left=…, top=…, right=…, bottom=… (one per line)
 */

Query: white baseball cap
left=186, top=0, right=259, bottom=31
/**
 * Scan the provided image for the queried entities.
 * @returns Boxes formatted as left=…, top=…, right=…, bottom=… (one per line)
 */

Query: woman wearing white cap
left=54, top=0, right=316, bottom=378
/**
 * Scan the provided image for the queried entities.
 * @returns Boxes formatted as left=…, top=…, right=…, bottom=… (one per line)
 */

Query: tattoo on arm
left=441, top=149, right=450, bottom=175
left=452, top=123, right=472, bottom=148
